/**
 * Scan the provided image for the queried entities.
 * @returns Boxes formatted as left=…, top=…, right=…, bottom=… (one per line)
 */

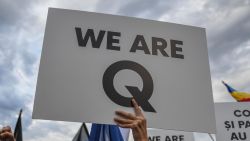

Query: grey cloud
left=0, top=99, right=30, bottom=130
left=0, top=35, right=17, bottom=85
left=96, top=0, right=179, bottom=20
left=196, top=1, right=250, bottom=83
left=208, top=10, right=250, bottom=61
left=0, top=0, right=33, bottom=29
left=19, top=43, right=39, bottom=76
left=0, top=58, right=17, bottom=85
left=0, top=1, right=49, bottom=139
left=204, top=0, right=250, bottom=58
left=204, top=0, right=249, bottom=11
left=169, top=1, right=250, bottom=98
left=117, top=0, right=177, bottom=19
left=0, top=40, right=20, bottom=129
left=25, top=122, right=61, bottom=139
left=0, top=46, right=37, bottom=131
left=0, top=89, right=23, bottom=111
left=95, top=0, right=120, bottom=12
left=24, top=121, right=80, bottom=140
left=0, top=2, right=40, bottom=134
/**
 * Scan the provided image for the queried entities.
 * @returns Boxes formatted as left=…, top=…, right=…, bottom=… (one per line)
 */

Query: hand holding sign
left=114, top=99, right=148, bottom=141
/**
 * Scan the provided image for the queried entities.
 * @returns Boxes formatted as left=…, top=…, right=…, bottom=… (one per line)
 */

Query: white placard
left=33, top=8, right=215, bottom=133
left=148, top=129, right=194, bottom=141
left=215, top=102, right=250, bottom=141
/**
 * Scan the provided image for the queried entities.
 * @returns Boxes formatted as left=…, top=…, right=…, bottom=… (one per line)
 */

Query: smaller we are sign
left=147, top=129, right=194, bottom=141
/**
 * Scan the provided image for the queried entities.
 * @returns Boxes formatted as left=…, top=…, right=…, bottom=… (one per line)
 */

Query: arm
left=0, top=126, right=16, bottom=141
left=114, top=99, right=148, bottom=141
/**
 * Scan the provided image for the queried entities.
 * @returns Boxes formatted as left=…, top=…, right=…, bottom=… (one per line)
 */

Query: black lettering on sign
left=107, top=31, right=121, bottom=51
left=75, top=28, right=105, bottom=48
left=234, top=110, right=241, bottom=117
left=130, top=35, right=150, bottom=54
left=224, top=121, right=235, bottom=131
left=103, top=60, right=156, bottom=112
left=148, top=136, right=161, bottom=141
left=152, top=37, right=168, bottom=57
left=165, top=136, right=171, bottom=141
left=171, top=40, right=184, bottom=59
left=238, top=121, right=245, bottom=128
left=75, top=27, right=121, bottom=51
left=75, top=28, right=185, bottom=59
left=231, top=132, right=247, bottom=140
left=165, top=135, right=184, bottom=141
left=238, top=120, right=250, bottom=128
left=234, top=109, right=250, bottom=117
left=179, top=135, right=184, bottom=141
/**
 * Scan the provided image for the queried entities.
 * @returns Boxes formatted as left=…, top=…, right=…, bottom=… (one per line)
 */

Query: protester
left=0, top=99, right=147, bottom=141
left=0, top=126, right=16, bottom=141
left=114, top=99, right=148, bottom=141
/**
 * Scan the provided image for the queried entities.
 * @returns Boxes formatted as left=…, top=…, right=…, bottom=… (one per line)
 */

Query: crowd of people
left=0, top=99, right=148, bottom=141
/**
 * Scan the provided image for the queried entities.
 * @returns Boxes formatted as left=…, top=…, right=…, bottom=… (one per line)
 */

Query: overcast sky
left=0, top=0, right=249, bottom=141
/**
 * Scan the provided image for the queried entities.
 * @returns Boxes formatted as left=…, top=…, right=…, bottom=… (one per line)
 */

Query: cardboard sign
left=148, top=129, right=194, bottom=141
left=33, top=8, right=215, bottom=133
left=215, top=102, right=250, bottom=141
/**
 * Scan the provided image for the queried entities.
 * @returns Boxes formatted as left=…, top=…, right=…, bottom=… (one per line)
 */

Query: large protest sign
left=33, top=8, right=215, bottom=133
left=215, top=102, right=250, bottom=141
left=147, top=129, right=194, bottom=141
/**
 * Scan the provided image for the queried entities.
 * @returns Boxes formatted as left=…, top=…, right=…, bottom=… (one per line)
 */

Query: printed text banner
left=33, top=8, right=215, bottom=133
left=215, top=102, right=250, bottom=141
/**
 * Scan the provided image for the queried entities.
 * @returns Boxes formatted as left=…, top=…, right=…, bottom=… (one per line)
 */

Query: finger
left=132, top=99, right=143, bottom=116
left=115, top=111, right=136, bottom=120
left=116, top=123, right=136, bottom=129
left=114, top=117, right=134, bottom=124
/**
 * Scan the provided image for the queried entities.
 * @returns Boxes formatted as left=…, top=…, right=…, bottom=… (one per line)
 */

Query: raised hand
left=114, top=99, right=148, bottom=141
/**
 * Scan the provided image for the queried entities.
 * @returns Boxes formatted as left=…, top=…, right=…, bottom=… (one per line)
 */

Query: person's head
left=0, top=126, right=15, bottom=141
